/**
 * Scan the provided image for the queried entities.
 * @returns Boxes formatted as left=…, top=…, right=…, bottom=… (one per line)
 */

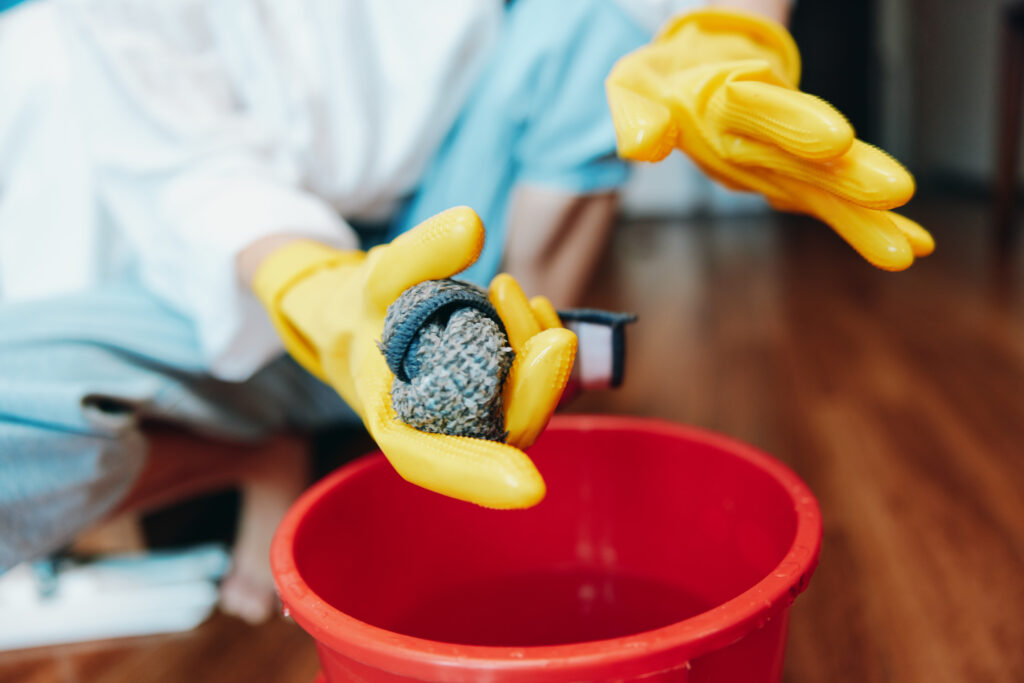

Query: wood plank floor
left=574, top=199, right=1024, bottom=682
left=2, top=197, right=1022, bottom=682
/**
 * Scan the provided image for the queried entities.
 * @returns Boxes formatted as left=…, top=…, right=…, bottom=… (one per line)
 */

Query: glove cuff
left=253, top=240, right=362, bottom=379
left=656, top=8, right=801, bottom=87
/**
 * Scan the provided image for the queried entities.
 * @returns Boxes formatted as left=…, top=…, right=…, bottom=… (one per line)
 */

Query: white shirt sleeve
left=56, top=0, right=355, bottom=381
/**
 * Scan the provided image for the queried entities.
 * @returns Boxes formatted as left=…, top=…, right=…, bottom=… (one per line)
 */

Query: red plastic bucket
left=271, top=415, right=821, bottom=682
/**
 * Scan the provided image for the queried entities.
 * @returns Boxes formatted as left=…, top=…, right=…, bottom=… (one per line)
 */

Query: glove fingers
left=488, top=276, right=576, bottom=448
left=887, top=212, right=935, bottom=257
left=504, top=327, right=577, bottom=450
left=776, top=177, right=916, bottom=271
left=367, top=206, right=484, bottom=311
left=529, top=295, right=562, bottom=330
left=489, top=273, right=542, bottom=354
left=726, top=136, right=915, bottom=211
left=714, top=80, right=854, bottom=160
left=606, top=80, right=678, bottom=162
left=358, top=357, right=546, bottom=509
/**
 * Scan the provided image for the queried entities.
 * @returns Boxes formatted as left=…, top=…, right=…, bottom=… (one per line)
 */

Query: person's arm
left=502, top=189, right=618, bottom=309
left=501, top=0, right=793, bottom=308
left=61, top=4, right=358, bottom=380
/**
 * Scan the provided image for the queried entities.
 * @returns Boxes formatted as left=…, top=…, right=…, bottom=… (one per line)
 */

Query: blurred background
left=1, top=0, right=1022, bottom=682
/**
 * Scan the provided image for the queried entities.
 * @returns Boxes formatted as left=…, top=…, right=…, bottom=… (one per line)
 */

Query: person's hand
left=606, top=8, right=933, bottom=270
left=253, top=207, right=576, bottom=508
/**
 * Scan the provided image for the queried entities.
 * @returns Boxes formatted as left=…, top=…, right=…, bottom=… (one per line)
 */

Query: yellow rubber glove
left=253, top=207, right=576, bottom=509
left=606, top=8, right=934, bottom=271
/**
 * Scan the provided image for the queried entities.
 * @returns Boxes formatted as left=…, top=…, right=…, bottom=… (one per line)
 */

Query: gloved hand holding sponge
left=254, top=9, right=932, bottom=511
left=606, top=8, right=933, bottom=270
left=254, top=207, right=576, bottom=510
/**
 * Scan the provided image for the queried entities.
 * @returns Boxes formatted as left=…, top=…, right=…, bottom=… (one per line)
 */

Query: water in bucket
left=389, top=568, right=713, bottom=646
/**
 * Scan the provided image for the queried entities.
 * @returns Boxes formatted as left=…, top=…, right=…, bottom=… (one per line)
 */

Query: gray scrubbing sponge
left=379, top=280, right=514, bottom=441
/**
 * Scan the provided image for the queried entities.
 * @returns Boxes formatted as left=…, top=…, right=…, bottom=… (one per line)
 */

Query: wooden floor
left=3, top=197, right=1023, bottom=682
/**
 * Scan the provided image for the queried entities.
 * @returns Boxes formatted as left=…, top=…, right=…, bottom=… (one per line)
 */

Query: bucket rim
left=271, top=414, right=822, bottom=682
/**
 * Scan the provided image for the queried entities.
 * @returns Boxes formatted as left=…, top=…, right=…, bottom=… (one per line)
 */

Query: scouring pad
left=379, top=280, right=514, bottom=441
